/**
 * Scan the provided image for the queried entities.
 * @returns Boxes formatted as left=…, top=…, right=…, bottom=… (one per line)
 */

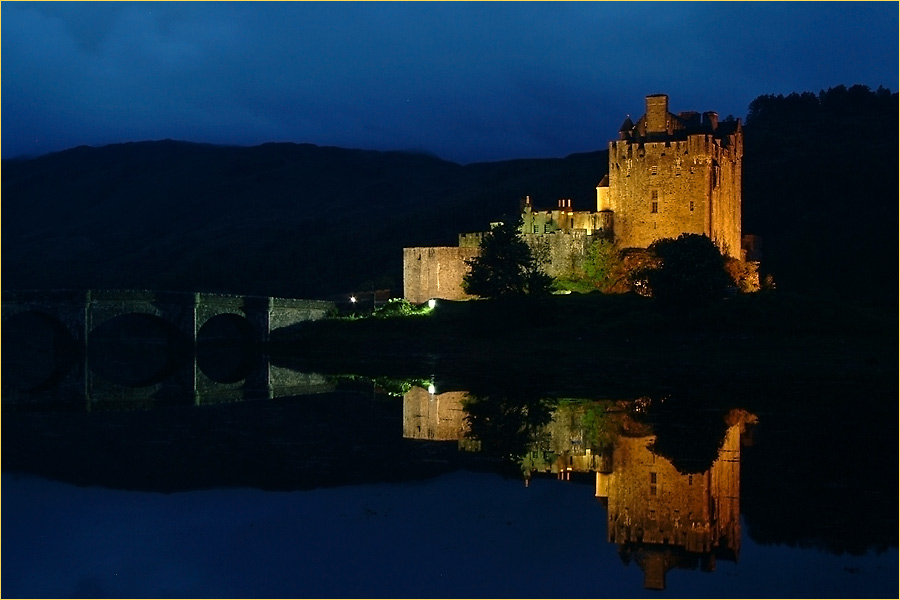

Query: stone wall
left=595, top=411, right=749, bottom=589
left=522, top=230, right=594, bottom=279
left=402, top=387, right=469, bottom=441
left=607, top=134, right=742, bottom=258
left=403, top=93, right=745, bottom=298
left=402, top=246, right=480, bottom=303
left=604, top=94, right=743, bottom=259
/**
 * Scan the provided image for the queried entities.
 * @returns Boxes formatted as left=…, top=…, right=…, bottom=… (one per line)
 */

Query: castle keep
left=605, top=93, right=742, bottom=256
left=404, top=94, right=745, bottom=303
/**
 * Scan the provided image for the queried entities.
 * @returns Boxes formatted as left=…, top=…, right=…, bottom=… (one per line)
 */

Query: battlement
left=402, top=93, right=745, bottom=301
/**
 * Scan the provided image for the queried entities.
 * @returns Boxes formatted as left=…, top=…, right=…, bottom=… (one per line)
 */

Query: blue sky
left=2, top=2, right=897, bottom=163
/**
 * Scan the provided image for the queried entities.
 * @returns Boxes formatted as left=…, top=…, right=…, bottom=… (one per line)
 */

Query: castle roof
left=623, top=111, right=740, bottom=143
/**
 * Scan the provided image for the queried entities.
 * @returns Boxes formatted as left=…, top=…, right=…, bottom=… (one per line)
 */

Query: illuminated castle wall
left=595, top=409, right=754, bottom=590
left=605, top=93, right=743, bottom=257
left=402, top=386, right=469, bottom=442
left=403, top=94, right=744, bottom=303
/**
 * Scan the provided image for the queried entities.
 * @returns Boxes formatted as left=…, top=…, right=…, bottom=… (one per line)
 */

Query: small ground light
left=428, top=383, right=436, bottom=394
left=350, top=295, right=357, bottom=303
left=427, top=298, right=436, bottom=309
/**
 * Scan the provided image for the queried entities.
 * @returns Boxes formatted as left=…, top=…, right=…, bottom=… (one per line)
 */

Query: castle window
left=690, top=201, right=694, bottom=212
left=650, top=473, right=657, bottom=484
left=544, top=223, right=551, bottom=233
left=533, top=225, right=539, bottom=234
left=651, top=201, right=658, bottom=214
left=688, top=475, right=694, bottom=485
left=650, top=165, right=658, bottom=175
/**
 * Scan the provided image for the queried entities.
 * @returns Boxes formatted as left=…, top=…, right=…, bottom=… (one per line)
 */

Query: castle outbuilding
left=403, top=94, right=747, bottom=303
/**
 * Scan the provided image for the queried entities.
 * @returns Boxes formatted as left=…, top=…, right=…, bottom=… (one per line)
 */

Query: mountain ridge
left=3, top=85, right=896, bottom=301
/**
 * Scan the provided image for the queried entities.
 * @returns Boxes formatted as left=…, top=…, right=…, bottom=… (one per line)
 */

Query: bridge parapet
left=196, top=293, right=271, bottom=342
left=2, top=290, right=90, bottom=342
left=2, top=289, right=337, bottom=409
left=269, top=298, right=336, bottom=332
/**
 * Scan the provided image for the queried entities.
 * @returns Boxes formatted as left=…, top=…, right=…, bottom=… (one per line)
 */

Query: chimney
left=645, top=94, right=669, bottom=133
left=703, top=111, right=719, bottom=131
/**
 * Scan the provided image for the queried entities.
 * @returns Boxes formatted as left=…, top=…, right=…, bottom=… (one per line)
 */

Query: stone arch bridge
left=2, top=290, right=336, bottom=409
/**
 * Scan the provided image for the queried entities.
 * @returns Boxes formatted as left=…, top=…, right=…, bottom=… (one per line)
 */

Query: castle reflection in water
left=402, top=385, right=757, bottom=590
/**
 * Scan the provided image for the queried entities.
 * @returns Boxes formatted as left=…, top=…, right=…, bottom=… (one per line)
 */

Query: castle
left=404, top=94, right=746, bottom=303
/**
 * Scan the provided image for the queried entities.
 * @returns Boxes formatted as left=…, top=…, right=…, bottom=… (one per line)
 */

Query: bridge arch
left=87, top=312, right=192, bottom=388
left=2, top=289, right=336, bottom=407
left=2, top=309, right=80, bottom=393
left=196, top=313, right=260, bottom=384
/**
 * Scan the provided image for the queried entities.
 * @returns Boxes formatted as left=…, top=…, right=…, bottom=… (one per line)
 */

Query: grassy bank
left=269, top=291, right=896, bottom=402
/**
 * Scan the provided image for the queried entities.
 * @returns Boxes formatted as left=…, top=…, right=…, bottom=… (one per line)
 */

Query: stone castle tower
left=601, top=93, right=743, bottom=257
left=402, top=93, right=747, bottom=303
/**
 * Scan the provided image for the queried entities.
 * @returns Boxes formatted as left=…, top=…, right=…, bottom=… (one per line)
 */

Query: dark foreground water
left=2, top=325, right=897, bottom=599
left=2, top=471, right=895, bottom=599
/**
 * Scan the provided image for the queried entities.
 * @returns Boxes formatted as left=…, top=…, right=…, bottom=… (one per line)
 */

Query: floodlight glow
left=428, top=383, right=436, bottom=394
left=427, top=298, right=437, bottom=309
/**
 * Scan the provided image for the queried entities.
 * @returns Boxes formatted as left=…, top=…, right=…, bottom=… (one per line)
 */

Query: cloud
left=2, top=2, right=896, bottom=162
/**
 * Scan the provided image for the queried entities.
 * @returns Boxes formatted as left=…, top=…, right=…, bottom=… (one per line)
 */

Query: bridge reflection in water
left=401, top=385, right=757, bottom=591
left=1, top=289, right=335, bottom=409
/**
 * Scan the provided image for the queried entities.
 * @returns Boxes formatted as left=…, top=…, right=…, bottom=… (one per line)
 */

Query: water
left=2, top=471, right=895, bottom=599
left=1, top=327, right=896, bottom=597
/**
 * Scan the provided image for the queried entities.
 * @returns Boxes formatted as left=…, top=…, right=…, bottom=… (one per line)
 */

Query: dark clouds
left=2, top=2, right=897, bottom=163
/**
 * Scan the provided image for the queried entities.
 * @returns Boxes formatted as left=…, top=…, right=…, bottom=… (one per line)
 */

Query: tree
left=640, top=233, right=734, bottom=304
left=582, top=238, right=627, bottom=292
left=463, top=220, right=552, bottom=299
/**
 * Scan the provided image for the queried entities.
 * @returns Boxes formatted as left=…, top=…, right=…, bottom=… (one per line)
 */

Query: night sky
left=3, top=2, right=897, bottom=164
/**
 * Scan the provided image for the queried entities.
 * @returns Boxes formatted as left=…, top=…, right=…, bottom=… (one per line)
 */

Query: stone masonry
left=403, top=93, right=745, bottom=302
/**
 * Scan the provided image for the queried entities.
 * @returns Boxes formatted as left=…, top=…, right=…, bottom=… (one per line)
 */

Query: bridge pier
left=2, top=290, right=336, bottom=409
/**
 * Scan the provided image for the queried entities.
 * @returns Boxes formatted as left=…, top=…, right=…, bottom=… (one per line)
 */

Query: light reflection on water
left=1, top=471, right=895, bottom=599
left=2, top=358, right=897, bottom=597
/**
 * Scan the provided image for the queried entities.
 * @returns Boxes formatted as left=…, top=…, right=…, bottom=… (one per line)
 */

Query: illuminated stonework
left=606, top=94, right=743, bottom=258
left=595, top=408, right=756, bottom=590
left=401, top=386, right=470, bottom=442
left=403, top=93, right=747, bottom=302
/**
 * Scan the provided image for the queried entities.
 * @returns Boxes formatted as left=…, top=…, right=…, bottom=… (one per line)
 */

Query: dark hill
left=2, top=85, right=896, bottom=301
left=2, top=140, right=606, bottom=298
left=741, top=84, right=897, bottom=301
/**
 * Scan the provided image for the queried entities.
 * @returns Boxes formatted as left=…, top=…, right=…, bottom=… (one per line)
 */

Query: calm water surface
left=2, top=339, right=896, bottom=598
left=2, top=470, right=895, bottom=598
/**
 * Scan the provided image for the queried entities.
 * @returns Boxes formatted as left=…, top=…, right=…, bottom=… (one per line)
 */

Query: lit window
left=651, top=165, right=658, bottom=175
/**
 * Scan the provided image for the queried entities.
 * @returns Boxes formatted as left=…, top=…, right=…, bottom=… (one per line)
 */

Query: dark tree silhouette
left=639, top=233, right=734, bottom=305
left=462, top=220, right=552, bottom=299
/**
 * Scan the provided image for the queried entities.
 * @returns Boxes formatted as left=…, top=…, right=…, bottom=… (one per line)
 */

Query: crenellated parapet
left=402, top=92, right=747, bottom=301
